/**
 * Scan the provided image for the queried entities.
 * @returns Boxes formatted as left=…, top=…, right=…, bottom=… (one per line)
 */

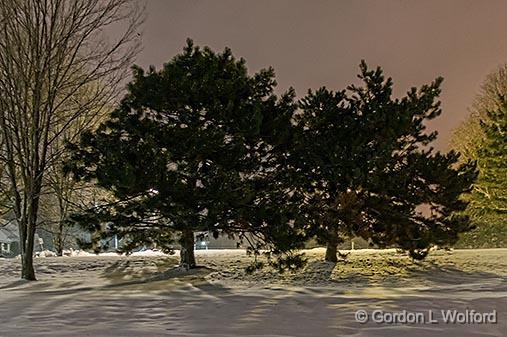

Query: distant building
left=195, top=231, right=258, bottom=250
left=0, top=219, right=45, bottom=257
left=0, top=221, right=19, bottom=257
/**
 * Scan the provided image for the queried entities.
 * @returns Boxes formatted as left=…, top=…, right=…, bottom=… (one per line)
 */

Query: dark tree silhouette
left=65, top=40, right=301, bottom=268
left=293, top=62, right=477, bottom=261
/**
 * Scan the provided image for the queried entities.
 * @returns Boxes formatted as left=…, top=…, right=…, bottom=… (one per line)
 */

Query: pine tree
left=65, top=40, right=299, bottom=268
left=294, top=62, right=477, bottom=261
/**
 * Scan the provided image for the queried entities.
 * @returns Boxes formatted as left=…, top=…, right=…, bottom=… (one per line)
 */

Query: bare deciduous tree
left=0, top=0, right=143, bottom=280
left=450, top=63, right=507, bottom=160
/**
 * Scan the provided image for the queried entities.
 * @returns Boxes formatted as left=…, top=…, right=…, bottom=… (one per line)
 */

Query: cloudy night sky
left=135, top=0, right=507, bottom=150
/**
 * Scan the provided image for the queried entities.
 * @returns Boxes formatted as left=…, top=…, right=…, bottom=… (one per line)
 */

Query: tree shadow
left=99, top=257, right=216, bottom=290
left=0, top=279, right=32, bottom=290
left=299, top=259, right=337, bottom=282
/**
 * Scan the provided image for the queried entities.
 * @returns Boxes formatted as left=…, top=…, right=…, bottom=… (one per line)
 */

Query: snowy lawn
left=0, top=248, right=505, bottom=336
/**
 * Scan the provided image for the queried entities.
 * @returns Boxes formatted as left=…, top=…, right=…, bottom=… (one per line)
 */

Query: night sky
left=135, top=0, right=507, bottom=150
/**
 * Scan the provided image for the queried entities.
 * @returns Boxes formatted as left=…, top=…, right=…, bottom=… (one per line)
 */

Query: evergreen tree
left=294, top=62, right=477, bottom=261
left=65, top=40, right=300, bottom=268
left=471, top=99, right=507, bottom=216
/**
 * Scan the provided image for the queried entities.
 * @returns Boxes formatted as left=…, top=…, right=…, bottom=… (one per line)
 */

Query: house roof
left=0, top=221, right=18, bottom=243
left=0, top=228, right=17, bottom=243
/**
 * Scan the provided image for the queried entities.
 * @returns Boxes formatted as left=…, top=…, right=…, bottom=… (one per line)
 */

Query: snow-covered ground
left=0, top=248, right=505, bottom=336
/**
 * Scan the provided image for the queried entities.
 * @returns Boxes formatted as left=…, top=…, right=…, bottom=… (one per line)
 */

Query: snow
left=0, top=248, right=505, bottom=336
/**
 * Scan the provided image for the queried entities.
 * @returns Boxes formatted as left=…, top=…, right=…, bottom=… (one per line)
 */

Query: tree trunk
left=21, top=248, right=36, bottom=280
left=20, top=219, right=37, bottom=280
left=13, top=191, right=39, bottom=280
left=56, top=221, right=64, bottom=256
left=325, top=230, right=338, bottom=263
left=20, top=175, right=43, bottom=281
left=179, top=229, right=196, bottom=269
left=56, top=192, right=66, bottom=257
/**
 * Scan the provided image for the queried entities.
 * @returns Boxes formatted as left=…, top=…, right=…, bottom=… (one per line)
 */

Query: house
left=0, top=221, right=19, bottom=257
left=0, top=219, right=44, bottom=257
